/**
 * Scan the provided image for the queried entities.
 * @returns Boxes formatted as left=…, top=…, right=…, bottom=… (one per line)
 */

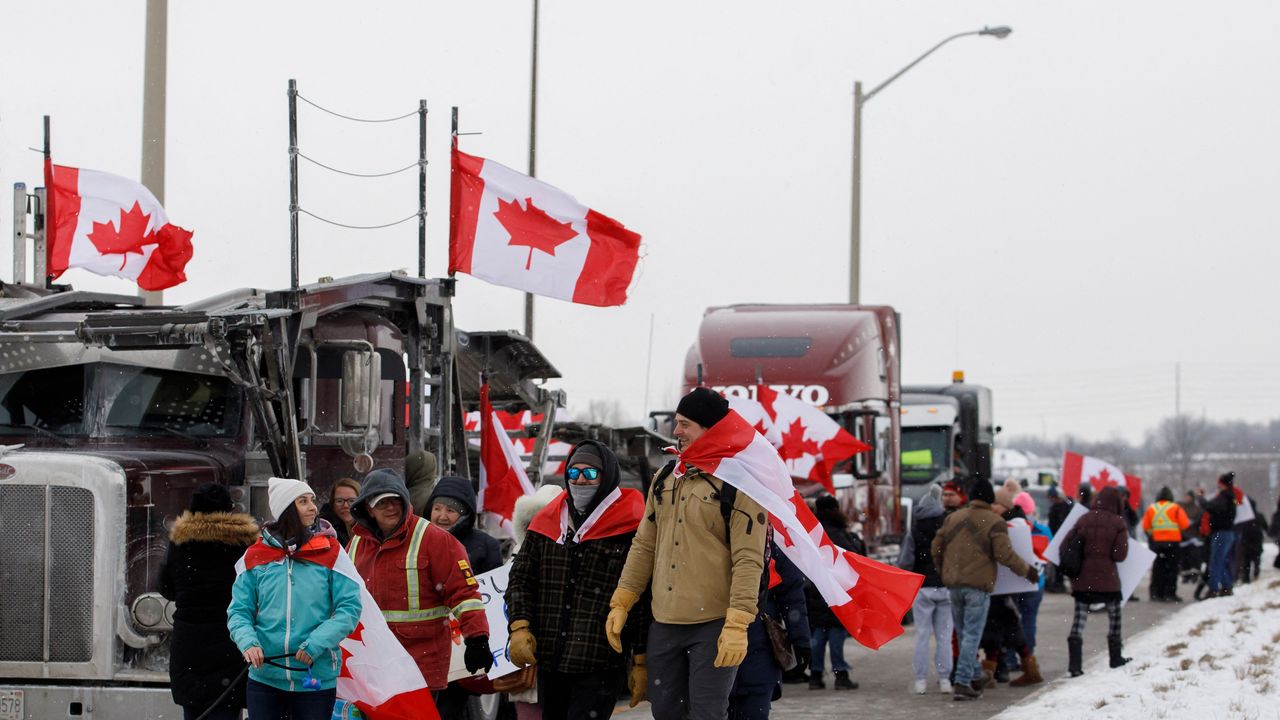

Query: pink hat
left=1013, top=491, right=1036, bottom=517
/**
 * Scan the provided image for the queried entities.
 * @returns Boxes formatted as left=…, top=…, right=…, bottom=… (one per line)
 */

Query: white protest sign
left=1118, top=542, right=1156, bottom=606
left=1236, top=497, right=1256, bottom=524
left=447, top=563, right=520, bottom=682
left=1043, top=503, right=1088, bottom=565
left=993, top=518, right=1041, bottom=595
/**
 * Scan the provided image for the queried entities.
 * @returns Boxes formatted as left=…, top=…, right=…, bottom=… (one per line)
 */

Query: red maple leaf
left=1089, top=468, right=1114, bottom=487
left=778, top=417, right=820, bottom=461
left=86, top=202, right=155, bottom=269
left=493, top=197, right=577, bottom=270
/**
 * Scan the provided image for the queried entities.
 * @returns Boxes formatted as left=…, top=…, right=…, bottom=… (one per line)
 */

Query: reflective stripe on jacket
left=348, top=514, right=488, bottom=689
left=1142, top=501, right=1190, bottom=542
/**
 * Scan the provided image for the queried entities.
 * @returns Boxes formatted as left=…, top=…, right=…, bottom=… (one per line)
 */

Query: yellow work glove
left=713, top=608, right=755, bottom=668
left=507, top=620, right=537, bottom=667
left=605, top=587, right=639, bottom=653
left=629, top=654, right=648, bottom=708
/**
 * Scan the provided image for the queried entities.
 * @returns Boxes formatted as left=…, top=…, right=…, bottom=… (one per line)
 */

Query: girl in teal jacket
left=227, top=478, right=361, bottom=720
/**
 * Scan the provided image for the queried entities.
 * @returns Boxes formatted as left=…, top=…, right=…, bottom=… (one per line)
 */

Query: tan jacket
left=931, top=500, right=1030, bottom=593
left=617, top=466, right=767, bottom=624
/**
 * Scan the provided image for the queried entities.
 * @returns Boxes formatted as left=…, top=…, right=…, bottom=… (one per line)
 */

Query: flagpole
left=288, top=79, right=300, bottom=290
left=41, top=116, right=51, bottom=289
left=139, top=0, right=167, bottom=306
left=523, top=0, right=539, bottom=340
left=418, top=99, right=427, bottom=277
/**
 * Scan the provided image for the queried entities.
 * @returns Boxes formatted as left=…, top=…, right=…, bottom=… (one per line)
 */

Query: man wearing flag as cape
left=607, top=389, right=924, bottom=719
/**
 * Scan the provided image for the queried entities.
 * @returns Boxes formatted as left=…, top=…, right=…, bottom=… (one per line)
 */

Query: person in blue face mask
left=506, top=441, right=651, bottom=720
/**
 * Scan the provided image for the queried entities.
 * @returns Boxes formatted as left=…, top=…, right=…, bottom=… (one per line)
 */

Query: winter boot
left=1107, top=636, right=1131, bottom=669
left=809, top=672, right=825, bottom=690
left=1068, top=637, right=1084, bottom=678
left=980, top=660, right=998, bottom=689
left=1009, top=655, right=1043, bottom=687
left=994, top=657, right=1010, bottom=684
left=834, top=670, right=859, bottom=690
left=952, top=682, right=982, bottom=701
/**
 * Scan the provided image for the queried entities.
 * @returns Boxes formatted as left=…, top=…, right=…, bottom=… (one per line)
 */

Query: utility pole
left=139, top=0, right=167, bottom=306
left=1175, top=361, right=1181, bottom=417
left=524, top=0, right=540, bottom=340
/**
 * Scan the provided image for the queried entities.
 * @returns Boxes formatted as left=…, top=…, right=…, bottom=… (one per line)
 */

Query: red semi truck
left=681, top=303, right=903, bottom=552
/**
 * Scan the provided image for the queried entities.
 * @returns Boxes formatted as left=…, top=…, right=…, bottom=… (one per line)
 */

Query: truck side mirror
left=341, top=349, right=382, bottom=432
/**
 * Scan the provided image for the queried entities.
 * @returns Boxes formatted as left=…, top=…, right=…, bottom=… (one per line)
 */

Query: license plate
left=0, top=690, right=22, bottom=720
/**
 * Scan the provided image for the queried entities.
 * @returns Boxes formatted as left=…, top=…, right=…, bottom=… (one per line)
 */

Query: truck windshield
left=901, top=426, right=950, bottom=484
left=0, top=363, right=240, bottom=438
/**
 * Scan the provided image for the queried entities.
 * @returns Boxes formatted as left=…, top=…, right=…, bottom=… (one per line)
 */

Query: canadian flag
left=45, top=161, right=193, bottom=290
left=678, top=409, right=923, bottom=650
left=449, top=147, right=641, bottom=306
left=1061, top=451, right=1142, bottom=511
left=478, top=383, right=536, bottom=537
left=726, top=387, right=870, bottom=494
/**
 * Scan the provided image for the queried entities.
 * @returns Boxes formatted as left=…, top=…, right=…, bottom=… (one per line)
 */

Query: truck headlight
left=130, top=592, right=173, bottom=631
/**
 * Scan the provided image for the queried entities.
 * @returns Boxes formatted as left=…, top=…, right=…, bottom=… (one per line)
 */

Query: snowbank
left=993, top=558, right=1280, bottom=720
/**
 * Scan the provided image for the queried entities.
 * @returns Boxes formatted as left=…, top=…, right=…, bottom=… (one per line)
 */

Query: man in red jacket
left=347, top=468, right=492, bottom=690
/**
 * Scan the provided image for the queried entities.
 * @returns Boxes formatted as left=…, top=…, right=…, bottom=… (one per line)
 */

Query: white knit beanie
left=268, top=477, right=315, bottom=521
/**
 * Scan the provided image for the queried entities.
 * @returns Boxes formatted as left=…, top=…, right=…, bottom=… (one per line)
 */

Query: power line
left=298, top=208, right=421, bottom=230
left=297, top=151, right=419, bottom=178
left=295, top=94, right=418, bottom=123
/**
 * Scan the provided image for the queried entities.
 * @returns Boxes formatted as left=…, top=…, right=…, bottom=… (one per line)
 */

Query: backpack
left=1057, top=529, right=1086, bottom=580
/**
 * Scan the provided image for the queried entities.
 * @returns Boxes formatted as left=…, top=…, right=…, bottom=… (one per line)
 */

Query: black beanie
left=1220, top=472, right=1235, bottom=488
left=190, top=482, right=232, bottom=514
left=676, top=387, right=730, bottom=429
left=568, top=445, right=604, bottom=469
left=968, top=478, right=995, bottom=504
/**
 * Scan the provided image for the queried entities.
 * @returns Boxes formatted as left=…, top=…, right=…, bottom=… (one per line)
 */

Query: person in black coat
left=729, top=544, right=811, bottom=720
left=1238, top=496, right=1267, bottom=584
left=159, top=483, right=259, bottom=720
left=805, top=495, right=863, bottom=690
left=1045, top=486, right=1074, bottom=593
left=427, top=474, right=503, bottom=574
left=1197, top=472, right=1240, bottom=597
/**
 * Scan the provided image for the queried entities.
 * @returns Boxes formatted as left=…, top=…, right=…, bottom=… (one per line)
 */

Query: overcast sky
left=3, top=1, right=1278, bottom=444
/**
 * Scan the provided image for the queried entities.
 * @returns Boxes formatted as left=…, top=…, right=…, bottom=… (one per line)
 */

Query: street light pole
left=848, top=26, right=1011, bottom=304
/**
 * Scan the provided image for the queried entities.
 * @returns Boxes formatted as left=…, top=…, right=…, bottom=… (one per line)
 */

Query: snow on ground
left=994, top=546, right=1280, bottom=720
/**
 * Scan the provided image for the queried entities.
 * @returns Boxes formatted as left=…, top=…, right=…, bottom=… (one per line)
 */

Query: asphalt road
left=615, top=570, right=1198, bottom=720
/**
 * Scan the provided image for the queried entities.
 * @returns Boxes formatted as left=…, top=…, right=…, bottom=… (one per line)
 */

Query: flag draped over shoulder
left=478, top=383, right=536, bottom=537
left=235, top=543, right=437, bottom=720
left=449, top=147, right=641, bottom=306
left=678, top=409, right=923, bottom=650
left=44, top=161, right=193, bottom=290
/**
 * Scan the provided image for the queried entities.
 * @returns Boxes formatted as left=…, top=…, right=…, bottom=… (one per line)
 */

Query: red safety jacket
left=348, top=513, right=488, bottom=689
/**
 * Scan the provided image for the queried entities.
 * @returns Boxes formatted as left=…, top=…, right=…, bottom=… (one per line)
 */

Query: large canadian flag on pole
left=726, top=388, right=870, bottom=494
left=449, top=147, right=641, bottom=306
left=1061, top=451, right=1142, bottom=511
left=678, top=409, right=923, bottom=650
left=478, top=383, right=536, bottom=537
left=44, top=161, right=194, bottom=290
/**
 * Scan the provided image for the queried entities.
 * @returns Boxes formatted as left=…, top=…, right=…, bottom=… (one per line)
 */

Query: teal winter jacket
left=226, top=525, right=362, bottom=692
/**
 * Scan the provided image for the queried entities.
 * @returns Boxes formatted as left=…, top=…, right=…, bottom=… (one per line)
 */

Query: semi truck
left=0, top=270, right=576, bottom=719
left=901, top=371, right=998, bottom=498
left=681, top=303, right=903, bottom=551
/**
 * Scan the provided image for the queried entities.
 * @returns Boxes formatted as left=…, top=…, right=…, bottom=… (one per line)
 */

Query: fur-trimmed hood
left=512, top=484, right=564, bottom=551
left=169, top=511, right=259, bottom=547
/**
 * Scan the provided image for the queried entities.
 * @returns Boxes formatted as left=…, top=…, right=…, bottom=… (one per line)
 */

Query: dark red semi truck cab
left=681, top=303, right=903, bottom=552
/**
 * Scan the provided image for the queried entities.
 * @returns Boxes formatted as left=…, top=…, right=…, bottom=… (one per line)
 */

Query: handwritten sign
left=446, top=563, right=521, bottom=682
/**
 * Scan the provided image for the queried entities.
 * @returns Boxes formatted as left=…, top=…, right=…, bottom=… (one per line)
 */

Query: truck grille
left=0, top=485, right=95, bottom=663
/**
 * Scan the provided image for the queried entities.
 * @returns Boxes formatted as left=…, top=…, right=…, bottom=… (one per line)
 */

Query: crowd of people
left=156, top=389, right=1279, bottom=719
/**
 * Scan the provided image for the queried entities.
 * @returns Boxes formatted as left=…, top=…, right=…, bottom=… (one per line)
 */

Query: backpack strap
left=649, top=459, right=679, bottom=522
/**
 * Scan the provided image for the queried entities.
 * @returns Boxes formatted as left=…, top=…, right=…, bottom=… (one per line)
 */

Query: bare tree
left=1152, top=414, right=1213, bottom=488
left=579, top=398, right=627, bottom=426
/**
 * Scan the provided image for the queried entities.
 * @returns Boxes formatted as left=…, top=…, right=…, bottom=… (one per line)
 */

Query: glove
left=507, top=620, right=537, bottom=667
left=605, top=587, right=640, bottom=653
left=628, top=654, right=648, bottom=708
left=1024, top=566, right=1041, bottom=585
left=464, top=635, right=494, bottom=674
left=793, top=645, right=811, bottom=674
left=713, top=608, right=755, bottom=668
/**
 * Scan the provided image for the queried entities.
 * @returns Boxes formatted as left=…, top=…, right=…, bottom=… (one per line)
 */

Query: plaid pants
left=1068, top=599, right=1122, bottom=640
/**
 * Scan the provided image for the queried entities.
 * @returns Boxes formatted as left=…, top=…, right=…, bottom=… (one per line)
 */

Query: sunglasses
left=566, top=467, right=600, bottom=481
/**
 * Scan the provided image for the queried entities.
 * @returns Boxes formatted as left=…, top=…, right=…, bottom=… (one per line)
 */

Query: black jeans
left=538, top=666, right=623, bottom=720
left=648, top=620, right=739, bottom=720
left=1151, top=541, right=1181, bottom=598
left=245, top=678, right=335, bottom=720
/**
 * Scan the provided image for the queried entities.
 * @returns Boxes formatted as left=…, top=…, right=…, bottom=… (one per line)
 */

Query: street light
left=848, top=26, right=1012, bottom=304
